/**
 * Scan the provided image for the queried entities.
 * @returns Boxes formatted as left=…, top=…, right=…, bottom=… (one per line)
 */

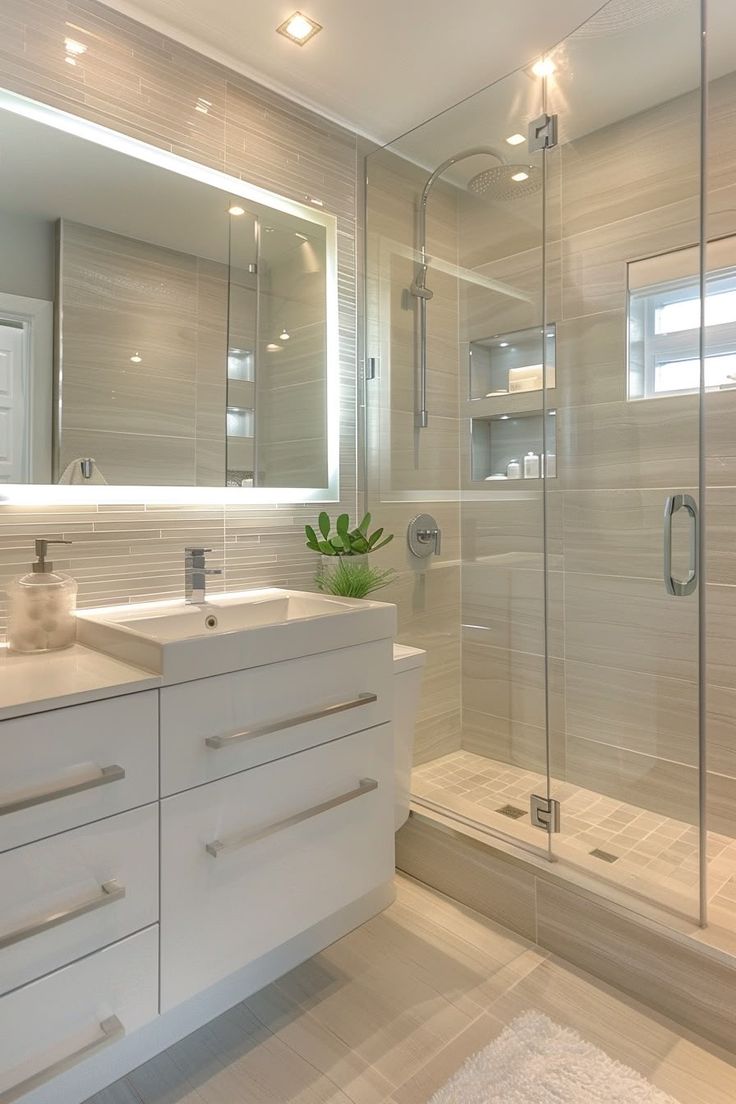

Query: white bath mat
left=428, top=1011, right=680, bottom=1104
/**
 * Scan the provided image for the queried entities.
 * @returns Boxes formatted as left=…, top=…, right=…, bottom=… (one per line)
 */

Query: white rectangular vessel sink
left=76, top=588, right=396, bottom=683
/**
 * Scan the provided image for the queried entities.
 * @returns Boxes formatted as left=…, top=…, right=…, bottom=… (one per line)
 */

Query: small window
left=629, top=263, right=736, bottom=399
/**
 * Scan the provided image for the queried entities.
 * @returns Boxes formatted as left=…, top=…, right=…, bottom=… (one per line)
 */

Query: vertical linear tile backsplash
left=0, top=0, right=359, bottom=631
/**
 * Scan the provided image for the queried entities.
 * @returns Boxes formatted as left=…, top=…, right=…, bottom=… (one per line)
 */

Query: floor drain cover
left=496, top=804, right=526, bottom=820
left=589, top=848, right=619, bottom=863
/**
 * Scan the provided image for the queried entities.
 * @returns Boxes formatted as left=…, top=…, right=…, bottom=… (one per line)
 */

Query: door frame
left=0, top=292, right=53, bottom=483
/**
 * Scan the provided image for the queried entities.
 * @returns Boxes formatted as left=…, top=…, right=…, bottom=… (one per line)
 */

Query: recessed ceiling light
left=228, top=205, right=246, bottom=216
left=499, top=415, right=510, bottom=420
left=499, top=342, right=509, bottom=348
left=506, top=133, right=525, bottom=146
left=276, top=11, right=322, bottom=45
left=130, top=352, right=142, bottom=364
left=532, top=58, right=555, bottom=78
left=511, top=171, right=530, bottom=182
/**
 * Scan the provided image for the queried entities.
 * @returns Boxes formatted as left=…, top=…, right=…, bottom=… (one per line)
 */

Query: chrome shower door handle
left=664, top=493, right=698, bottom=596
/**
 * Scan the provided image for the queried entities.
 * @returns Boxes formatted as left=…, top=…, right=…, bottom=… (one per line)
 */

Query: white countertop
left=0, top=643, right=161, bottom=721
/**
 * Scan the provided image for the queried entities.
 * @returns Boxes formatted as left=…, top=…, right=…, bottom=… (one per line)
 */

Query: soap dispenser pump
left=6, top=539, right=78, bottom=654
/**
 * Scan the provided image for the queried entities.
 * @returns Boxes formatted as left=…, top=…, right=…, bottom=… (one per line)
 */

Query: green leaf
left=357, top=512, right=371, bottom=536
left=370, top=535, right=393, bottom=552
left=330, top=537, right=345, bottom=553
left=318, top=540, right=336, bottom=555
left=336, top=514, right=350, bottom=538
left=351, top=536, right=370, bottom=555
left=318, top=512, right=331, bottom=539
left=305, top=524, right=319, bottom=548
left=368, top=527, right=384, bottom=548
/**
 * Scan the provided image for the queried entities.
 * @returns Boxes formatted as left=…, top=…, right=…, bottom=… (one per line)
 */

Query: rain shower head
left=467, top=163, right=542, bottom=200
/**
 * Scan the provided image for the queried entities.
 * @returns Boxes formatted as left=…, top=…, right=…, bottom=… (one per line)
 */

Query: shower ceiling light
left=532, top=58, right=555, bottom=77
left=499, top=342, right=509, bottom=348
left=277, top=12, right=322, bottom=45
left=506, top=133, right=525, bottom=146
left=511, top=171, right=530, bottom=182
left=228, top=204, right=246, bottom=215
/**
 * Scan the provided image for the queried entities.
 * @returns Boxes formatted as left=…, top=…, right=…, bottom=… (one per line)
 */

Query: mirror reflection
left=0, top=101, right=332, bottom=489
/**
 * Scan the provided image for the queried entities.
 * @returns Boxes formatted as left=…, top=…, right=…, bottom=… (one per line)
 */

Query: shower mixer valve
left=407, top=514, right=442, bottom=558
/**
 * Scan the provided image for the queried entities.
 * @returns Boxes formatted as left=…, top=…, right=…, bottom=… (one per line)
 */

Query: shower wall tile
left=563, top=572, right=698, bottom=682
left=564, top=658, right=699, bottom=767
left=0, top=0, right=361, bottom=630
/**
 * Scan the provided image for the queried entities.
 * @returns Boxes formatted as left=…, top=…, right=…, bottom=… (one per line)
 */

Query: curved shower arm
left=411, top=146, right=507, bottom=428
left=415, top=146, right=507, bottom=275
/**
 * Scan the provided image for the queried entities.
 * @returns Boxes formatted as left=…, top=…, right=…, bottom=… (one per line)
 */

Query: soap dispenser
left=7, top=539, right=78, bottom=654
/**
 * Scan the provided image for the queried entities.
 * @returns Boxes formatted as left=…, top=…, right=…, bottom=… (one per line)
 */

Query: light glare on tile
left=532, top=58, right=555, bottom=77
left=505, top=133, right=525, bottom=146
left=228, top=205, right=246, bottom=216
left=277, top=11, right=322, bottom=45
left=279, top=328, right=291, bottom=341
left=305, top=194, right=324, bottom=207
left=130, top=352, right=142, bottom=363
left=266, top=343, right=283, bottom=352
left=64, top=37, right=87, bottom=55
left=499, top=342, right=509, bottom=348
left=511, top=171, right=529, bottom=182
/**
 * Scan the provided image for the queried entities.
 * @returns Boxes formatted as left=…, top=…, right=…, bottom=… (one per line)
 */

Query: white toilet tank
left=393, top=642, right=426, bottom=830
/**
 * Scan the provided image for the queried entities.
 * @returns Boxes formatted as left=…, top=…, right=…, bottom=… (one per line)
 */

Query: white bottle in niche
left=545, top=452, right=557, bottom=478
left=523, top=451, right=540, bottom=479
left=7, top=539, right=77, bottom=654
left=506, top=459, right=521, bottom=479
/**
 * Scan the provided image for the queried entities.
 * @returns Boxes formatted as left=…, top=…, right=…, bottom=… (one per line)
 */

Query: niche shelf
left=469, top=324, right=556, bottom=402
left=470, top=408, right=557, bottom=483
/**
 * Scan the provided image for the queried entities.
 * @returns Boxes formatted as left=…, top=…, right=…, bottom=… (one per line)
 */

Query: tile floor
left=86, top=876, right=736, bottom=1104
left=412, top=750, right=736, bottom=924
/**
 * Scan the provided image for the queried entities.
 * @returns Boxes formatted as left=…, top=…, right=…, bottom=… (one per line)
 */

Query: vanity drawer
left=0, top=805, right=158, bottom=996
left=0, top=691, right=158, bottom=853
left=160, top=639, right=393, bottom=795
left=160, top=722, right=394, bottom=1010
left=0, top=926, right=157, bottom=1104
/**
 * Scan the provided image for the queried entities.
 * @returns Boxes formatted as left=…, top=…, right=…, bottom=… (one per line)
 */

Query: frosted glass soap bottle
left=7, top=539, right=77, bottom=653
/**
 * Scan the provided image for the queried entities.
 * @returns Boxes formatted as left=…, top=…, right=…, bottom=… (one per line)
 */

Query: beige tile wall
left=364, top=149, right=463, bottom=764
left=0, top=0, right=359, bottom=626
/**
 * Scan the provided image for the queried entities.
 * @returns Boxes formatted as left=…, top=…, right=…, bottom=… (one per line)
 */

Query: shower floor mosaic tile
left=412, top=751, right=736, bottom=923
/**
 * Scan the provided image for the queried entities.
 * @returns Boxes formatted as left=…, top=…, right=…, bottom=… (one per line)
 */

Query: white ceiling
left=101, top=0, right=605, bottom=142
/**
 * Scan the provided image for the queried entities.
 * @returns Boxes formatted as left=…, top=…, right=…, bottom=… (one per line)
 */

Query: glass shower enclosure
left=364, top=0, right=736, bottom=936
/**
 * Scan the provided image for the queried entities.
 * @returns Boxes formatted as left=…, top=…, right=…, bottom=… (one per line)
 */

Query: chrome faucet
left=184, top=547, right=222, bottom=604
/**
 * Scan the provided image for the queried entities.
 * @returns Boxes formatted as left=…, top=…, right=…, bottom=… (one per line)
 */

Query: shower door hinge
left=528, top=113, right=558, bottom=152
left=248, top=262, right=258, bottom=274
left=530, top=794, right=561, bottom=833
left=366, top=356, right=377, bottom=381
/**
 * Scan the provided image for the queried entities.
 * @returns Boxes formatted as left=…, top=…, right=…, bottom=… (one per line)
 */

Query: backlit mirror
left=0, top=90, right=338, bottom=501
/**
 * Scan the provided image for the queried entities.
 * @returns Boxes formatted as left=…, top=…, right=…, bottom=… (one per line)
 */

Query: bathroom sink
left=75, top=588, right=396, bottom=683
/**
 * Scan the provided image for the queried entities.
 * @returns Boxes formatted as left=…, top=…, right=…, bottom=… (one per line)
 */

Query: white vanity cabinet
left=0, top=630, right=396, bottom=1104
left=0, top=692, right=158, bottom=853
left=160, top=721, right=394, bottom=1009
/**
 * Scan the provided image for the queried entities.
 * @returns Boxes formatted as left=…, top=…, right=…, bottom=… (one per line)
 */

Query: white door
left=0, top=321, right=27, bottom=482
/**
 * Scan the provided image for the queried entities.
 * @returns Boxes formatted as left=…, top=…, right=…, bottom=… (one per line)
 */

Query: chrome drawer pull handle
left=206, top=777, right=379, bottom=857
left=0, top=880, right=125, bottom=951
left=0, top=765, right=125, bottom=816
left=0, top=1014, right=125, bottom=1104
left=204, top=693, right=378, bottom=749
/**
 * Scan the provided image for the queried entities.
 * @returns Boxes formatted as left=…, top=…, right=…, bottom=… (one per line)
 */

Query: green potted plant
left=305, top=511, right=395, bottom=599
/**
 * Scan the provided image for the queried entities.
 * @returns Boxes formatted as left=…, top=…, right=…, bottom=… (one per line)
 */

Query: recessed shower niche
left=467, top=324, right=556, bottom=482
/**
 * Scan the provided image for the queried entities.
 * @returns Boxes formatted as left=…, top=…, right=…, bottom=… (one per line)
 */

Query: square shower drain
left=496, top=804, right=527, bottom=820
left=589, top=848, right=619, bottom=863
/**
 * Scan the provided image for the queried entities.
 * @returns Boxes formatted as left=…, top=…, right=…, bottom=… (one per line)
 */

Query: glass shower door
left=542, top=0, right=705, bottom=921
